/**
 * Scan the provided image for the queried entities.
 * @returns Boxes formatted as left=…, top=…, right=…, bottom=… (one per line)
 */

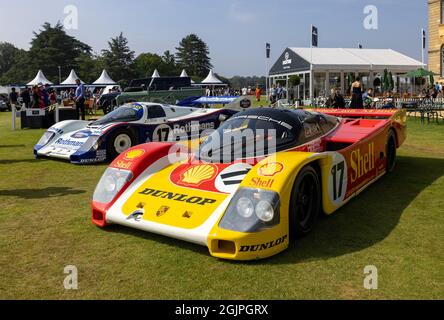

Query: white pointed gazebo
left=201, top=70, right=223, bottom=85
left=27, top=70, right=53, bottom=86
left=152, top=69, right=160, bottom=78
left=180, top=69, right=195, bottom=84
left=93, top=69, right=116, bottom=85
left=61, top=69, right=84, bottom=85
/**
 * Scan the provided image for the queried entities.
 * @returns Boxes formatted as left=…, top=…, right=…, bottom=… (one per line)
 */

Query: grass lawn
left=0, top=111, right=443, bottom=300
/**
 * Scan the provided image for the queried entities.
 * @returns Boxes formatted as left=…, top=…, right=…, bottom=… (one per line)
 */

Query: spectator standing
left=241, top=87, right=248, bottom=96
left=9, top=88, right=18, bottom=110
left=49, top=89, right=57, bottom=105
left=21, top=87, right=31, bottom=109
left=350, top=77, right=363, bottom=109
left=255, top=85, right=262, bottom=102
left=75, top=79, right=86, bottom=120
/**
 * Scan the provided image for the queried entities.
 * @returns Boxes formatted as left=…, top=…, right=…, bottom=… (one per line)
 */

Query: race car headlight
left=219, top=188, right=280, bottom=233
left=236, top=197, right=254, bottom=218
left=37, top=131, right=55, bottom=146
left=93, top=168, right=133, bottom=204
left=256, top=200, right=274, bottom=222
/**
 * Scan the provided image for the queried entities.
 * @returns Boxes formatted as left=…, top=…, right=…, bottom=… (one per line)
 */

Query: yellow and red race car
left=92, top=107, right=407, bottom=260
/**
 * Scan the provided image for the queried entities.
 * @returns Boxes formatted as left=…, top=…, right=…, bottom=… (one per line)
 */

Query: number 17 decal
left=328, top=153, right=348, bottom=206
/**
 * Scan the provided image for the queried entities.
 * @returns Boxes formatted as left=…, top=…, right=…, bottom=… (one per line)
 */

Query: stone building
left=428, top=0, right=444, bottom=80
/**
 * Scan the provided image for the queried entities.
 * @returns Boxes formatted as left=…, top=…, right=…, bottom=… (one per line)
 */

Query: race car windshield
left=198, top=117, right=296, bottom=163
left=93, top=105, right=144, bottom=125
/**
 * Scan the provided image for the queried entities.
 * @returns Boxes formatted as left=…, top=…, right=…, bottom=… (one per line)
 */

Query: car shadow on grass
left=262, top=155, right=444, bottom=265
left=98, top=155, right=444, bottom=264
left=0, top=144, right=26, bottom=148
left=0, top=187, right=86, bottom=199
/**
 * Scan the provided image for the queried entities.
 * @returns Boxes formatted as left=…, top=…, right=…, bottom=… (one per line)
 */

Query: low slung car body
left=34, top=99, right=251, bottom=164
left=92, top=107, right=407, bottom=260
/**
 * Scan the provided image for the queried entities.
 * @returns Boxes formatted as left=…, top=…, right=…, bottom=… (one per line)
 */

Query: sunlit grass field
left=0, top=110, right=443, bottom=300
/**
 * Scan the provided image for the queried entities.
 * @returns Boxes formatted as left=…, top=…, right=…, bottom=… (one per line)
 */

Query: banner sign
left=312, top=25, right=318, bottom=47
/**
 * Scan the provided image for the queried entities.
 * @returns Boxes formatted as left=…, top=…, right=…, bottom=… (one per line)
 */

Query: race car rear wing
left=313, top=108, right=405, bottom=119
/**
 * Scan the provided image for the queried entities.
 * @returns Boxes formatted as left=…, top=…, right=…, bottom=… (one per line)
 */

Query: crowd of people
left=8, top=84, right=58, bottom=110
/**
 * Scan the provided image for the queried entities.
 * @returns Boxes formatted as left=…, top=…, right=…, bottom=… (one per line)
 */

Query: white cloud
left=228, top=2, right=258, bottom=23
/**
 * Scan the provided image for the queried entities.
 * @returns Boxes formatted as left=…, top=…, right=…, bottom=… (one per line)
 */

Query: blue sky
left=0, top=0, right=427, bottom=77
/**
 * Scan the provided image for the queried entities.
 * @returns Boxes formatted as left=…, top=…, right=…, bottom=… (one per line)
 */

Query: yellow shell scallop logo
left=258, top=162, right=284, bottom=177
left=124, top=149, right=145, bottom=160
left=181, top=165, right=217, bottom=185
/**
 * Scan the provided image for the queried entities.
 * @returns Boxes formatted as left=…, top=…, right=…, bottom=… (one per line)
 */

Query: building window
left=442, top=0, right=444, bottom=24
left=441, top=45, right=444, bottom=77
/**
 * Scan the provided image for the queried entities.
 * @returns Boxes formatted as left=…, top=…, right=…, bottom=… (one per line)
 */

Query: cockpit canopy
left=198, top=108, right=339, bottom=163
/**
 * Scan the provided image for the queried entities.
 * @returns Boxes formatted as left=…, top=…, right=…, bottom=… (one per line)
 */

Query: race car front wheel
left=289, top=165, right=321, bottom=239
left=107, top=130, right=135, bottom=160
left=386, top=129, right=397, bottom=174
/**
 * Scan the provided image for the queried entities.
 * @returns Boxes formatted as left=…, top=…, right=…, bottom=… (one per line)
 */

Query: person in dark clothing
left=9, top=88, right=18, bottom=108
left=75, top=79, right=86, bottom=120
left=333, top=90, right=346, bottom=108
left=350, top=77, right=363, bottom=109
left=21, top=88, right=31, bottom=108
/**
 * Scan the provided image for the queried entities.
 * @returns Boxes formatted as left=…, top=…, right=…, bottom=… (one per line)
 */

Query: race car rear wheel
left=386, top=129, right=397, bottom=174
left=289, top=165, right=321, bottom=239
left=107, top=130, right=135, bottom=160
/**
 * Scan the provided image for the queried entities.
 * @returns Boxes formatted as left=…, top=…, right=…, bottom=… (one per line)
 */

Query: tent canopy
left=61, top=69, right=84, bottom=85
left=93, top=69, right=116, bottom=85
left=152, top=69, right=160, bottom=78
left=180, top=69, right=195, bottom=84
left=27, top=70, right=53, bottom=86
left=270, top=48, right=425, bottom=75
left=201, top=70, right=223, bottom=84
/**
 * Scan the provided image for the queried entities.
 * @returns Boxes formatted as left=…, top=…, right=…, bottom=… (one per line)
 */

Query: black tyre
left=289, top=165, right=321, bottom=238
left=107, top=129, right=136, bottom=160
left=386, top=129, right=397, bottom=173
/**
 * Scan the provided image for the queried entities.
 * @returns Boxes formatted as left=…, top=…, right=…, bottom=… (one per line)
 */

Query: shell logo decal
left=180, top=164, right=217, bottom=186
left=124, top=149, right=145, bottom=160
left=258, top=162, right=284, bottom=177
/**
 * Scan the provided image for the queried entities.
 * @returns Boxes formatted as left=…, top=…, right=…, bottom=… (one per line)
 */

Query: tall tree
left=133, top=53, right=164, bottom=78
left=75, top=52, right=105, bottom=83
left=102, top=33, right=135, bottom=86
left=175, top=34, right=212, bottom=78
left=28, top=22, right=91, bottom=83
left=1, top=23, right=91, bottom=84
left=0, top=42, right=22, bottom=76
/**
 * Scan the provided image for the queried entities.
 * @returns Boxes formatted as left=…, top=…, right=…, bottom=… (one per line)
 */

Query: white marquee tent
left=152, top=69, right=160, bottom=78
left=93, top=69, right=116, bottom=85
left=201, top=70, right=223, bottom=85
left=61, top=69, right=84, bottom=85
left=180, top=69, right=195, bottom=83
left=27, top=70, right=53, bottom=86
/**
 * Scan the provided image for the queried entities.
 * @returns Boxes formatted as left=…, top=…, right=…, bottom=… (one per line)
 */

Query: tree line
left=0, top=22, right=265, bottom=89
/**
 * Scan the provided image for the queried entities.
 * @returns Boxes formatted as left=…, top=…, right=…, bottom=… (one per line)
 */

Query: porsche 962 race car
left=92, top=107, right=407, bottom=260
left=34, top=100, right=249, bottom=164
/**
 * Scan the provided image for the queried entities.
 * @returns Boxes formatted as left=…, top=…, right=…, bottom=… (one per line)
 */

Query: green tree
left=28, top=22, right=91, bottom=83
left=175, top=34, right=212, bottom=78
left=133, top=53, right=164, bottom=78
left=102, top=32, right=135, bottom=86
left=0, top=48, right=30, bottom=84
left=0, top=42, right=22, bottom=76
left=75, top=53, right=104, bottom=83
